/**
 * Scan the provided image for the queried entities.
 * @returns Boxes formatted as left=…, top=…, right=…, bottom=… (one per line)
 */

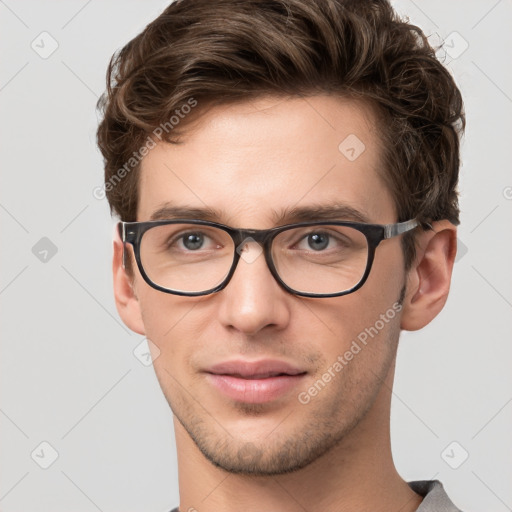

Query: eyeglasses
left=118, top=218, right=419, bottom=298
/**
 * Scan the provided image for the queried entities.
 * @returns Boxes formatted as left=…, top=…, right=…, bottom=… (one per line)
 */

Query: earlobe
left=400, top=220, right=457, bottom=331
left=112, top=230, right=146, bottom=336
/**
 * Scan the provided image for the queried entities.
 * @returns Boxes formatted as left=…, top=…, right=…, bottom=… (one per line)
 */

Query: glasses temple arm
left=116, top=222, right=127, bottom=269
left=383, top=218, right=420, bottom=239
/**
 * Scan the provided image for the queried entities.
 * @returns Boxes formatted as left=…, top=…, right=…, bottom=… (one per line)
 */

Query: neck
left=173, top=360, right=422, bottom=512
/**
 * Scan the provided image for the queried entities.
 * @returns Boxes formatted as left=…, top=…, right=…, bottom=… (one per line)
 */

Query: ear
left=400, top=220, right=457, bottom=331
left=112, top=224, right=146, bottom=335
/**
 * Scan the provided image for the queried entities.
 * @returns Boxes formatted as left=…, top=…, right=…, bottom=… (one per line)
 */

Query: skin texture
left=112, top=95, right=457, bottom=512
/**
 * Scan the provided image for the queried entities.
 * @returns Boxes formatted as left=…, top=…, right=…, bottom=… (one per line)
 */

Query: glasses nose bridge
left=230, top=227, right=276, bottom=273
left=233, top=227, right=273, bottom=248
left=227, top=227, right=281, bottom=292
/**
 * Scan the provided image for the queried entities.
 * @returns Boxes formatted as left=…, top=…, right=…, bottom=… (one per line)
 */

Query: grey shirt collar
left=409, top=480, right=463, bottom=511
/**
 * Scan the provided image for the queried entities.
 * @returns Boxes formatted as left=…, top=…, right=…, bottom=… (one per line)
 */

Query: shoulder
left=409, top=480, right=463, bottom=512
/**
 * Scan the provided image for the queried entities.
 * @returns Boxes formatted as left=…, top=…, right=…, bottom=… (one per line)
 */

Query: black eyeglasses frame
left=118, top=218, right=419, bottom=298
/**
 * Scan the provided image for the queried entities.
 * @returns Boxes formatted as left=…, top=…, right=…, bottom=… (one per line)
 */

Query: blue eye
left=306, top=232, right=330, bottom=251
left=181, top=232, right=205, bottom=250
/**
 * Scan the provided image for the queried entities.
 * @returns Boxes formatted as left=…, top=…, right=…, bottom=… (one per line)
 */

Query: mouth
left=223, top=371, right=303, bottom=379
left=204, top=359, right=307, bottom=404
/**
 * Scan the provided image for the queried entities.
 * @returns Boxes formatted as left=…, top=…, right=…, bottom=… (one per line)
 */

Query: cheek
left=313, top=286, right=401, bottom=350
left=302, top=264, right=403, bottom=388
left=138, top=292, right=213, bottom=375
left=314, top=300, right=401, bottom=365
left=295, top=312, right=400, bottom=434
left=138, top=292, right=187, bottom=357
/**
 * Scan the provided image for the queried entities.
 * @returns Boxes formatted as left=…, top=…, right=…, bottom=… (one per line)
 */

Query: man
left=96, top=0, right=465, bottom=510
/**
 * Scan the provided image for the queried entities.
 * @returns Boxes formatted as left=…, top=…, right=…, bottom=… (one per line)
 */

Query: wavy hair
left=97, top=0, right=465, bottom=269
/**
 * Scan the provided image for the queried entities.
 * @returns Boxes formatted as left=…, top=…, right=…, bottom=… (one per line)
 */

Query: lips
left=204, top=359, right=307, bottom=404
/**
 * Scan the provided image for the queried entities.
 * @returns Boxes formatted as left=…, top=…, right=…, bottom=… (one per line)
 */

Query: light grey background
left=1, top=1, right=511, bottom=510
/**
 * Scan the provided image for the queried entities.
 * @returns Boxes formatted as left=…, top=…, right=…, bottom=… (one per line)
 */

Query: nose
left=216, top=239, right=291, bottom=336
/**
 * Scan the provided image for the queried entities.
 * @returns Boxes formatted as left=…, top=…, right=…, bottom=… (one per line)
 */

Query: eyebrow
left=149, top=202, right=372, bottom=225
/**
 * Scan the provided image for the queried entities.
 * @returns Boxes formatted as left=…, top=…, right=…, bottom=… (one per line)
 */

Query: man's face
left=128, top=95, right=407, bottom=474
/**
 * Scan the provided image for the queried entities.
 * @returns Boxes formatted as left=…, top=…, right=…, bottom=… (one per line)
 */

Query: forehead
left=137, top=95, right=396, bottom=226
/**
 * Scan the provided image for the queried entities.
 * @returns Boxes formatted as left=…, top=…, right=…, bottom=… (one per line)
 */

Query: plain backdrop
left=1, top=1, right=511, bottom=511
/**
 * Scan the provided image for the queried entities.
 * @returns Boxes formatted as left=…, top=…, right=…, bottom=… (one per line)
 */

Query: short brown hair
left=96, top=0, right=465, bottom=269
